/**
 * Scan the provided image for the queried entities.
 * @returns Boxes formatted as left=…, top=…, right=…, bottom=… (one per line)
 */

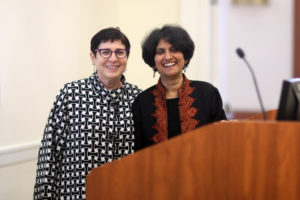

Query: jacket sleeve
left=211, top=87, right=227, bottom=121
left=132, top=96, right=144, bottom=151
left=34, top=85, right=69, bottom=200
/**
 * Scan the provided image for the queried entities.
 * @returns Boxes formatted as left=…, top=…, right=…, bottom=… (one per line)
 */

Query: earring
left=183, top=65, right=187, bottom=73
left=153, top=68, right=156, bottom=78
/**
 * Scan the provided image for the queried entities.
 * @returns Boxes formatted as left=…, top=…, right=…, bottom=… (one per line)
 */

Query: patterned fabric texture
left=34, top=73, right=141, bottom=200
left=151, top=74, right=200, bottom=142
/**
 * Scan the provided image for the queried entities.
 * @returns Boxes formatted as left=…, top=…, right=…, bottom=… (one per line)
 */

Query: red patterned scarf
left=151, top=75, right=200, bottom=143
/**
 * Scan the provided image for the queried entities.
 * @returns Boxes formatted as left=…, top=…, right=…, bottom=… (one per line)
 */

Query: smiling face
left=90, top=40, right=127, bottom=86
left=154, top=39, right=188, bottom=80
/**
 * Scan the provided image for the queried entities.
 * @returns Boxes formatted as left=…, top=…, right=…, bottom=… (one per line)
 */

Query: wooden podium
left=86, top=112, right=300, bottom=200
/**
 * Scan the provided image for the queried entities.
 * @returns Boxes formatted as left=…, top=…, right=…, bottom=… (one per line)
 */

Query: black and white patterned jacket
left=34, top=73, right=141, bottom=200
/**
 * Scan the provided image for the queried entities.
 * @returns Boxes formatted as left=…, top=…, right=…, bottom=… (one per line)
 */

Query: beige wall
left=0, top=0, right=179, bottom=199
left=0, top=0, right=180, bottom=147
left=0, top=0, right=180, bottom=199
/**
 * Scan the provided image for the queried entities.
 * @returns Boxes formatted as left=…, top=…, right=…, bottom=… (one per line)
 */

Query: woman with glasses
left=34, top=27, right=141, bottom=200
left=133, top=25, right=226, bottom=151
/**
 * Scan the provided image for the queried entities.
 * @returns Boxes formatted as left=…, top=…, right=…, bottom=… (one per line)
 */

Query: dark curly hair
left=142, top=25, right=195, bottom=70
left=91, top=27, right=131, bottom=57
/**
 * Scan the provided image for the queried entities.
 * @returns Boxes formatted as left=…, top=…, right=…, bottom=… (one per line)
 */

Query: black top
left=166, top=98, right=181, bottom=138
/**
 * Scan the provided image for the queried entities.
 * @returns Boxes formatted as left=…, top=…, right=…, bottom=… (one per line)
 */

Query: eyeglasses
left=95, top=48, right=129, bottom=59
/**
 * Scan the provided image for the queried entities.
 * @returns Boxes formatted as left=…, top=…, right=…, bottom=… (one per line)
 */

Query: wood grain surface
left=86, top=120, right=300, bottom=200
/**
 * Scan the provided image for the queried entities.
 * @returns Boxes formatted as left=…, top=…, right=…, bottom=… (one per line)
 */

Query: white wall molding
left=0, top=141, right=40, bottom=167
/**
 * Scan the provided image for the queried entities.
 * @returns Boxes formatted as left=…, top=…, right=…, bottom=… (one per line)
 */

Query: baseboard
left=0, top=141, right=40, bottom=168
